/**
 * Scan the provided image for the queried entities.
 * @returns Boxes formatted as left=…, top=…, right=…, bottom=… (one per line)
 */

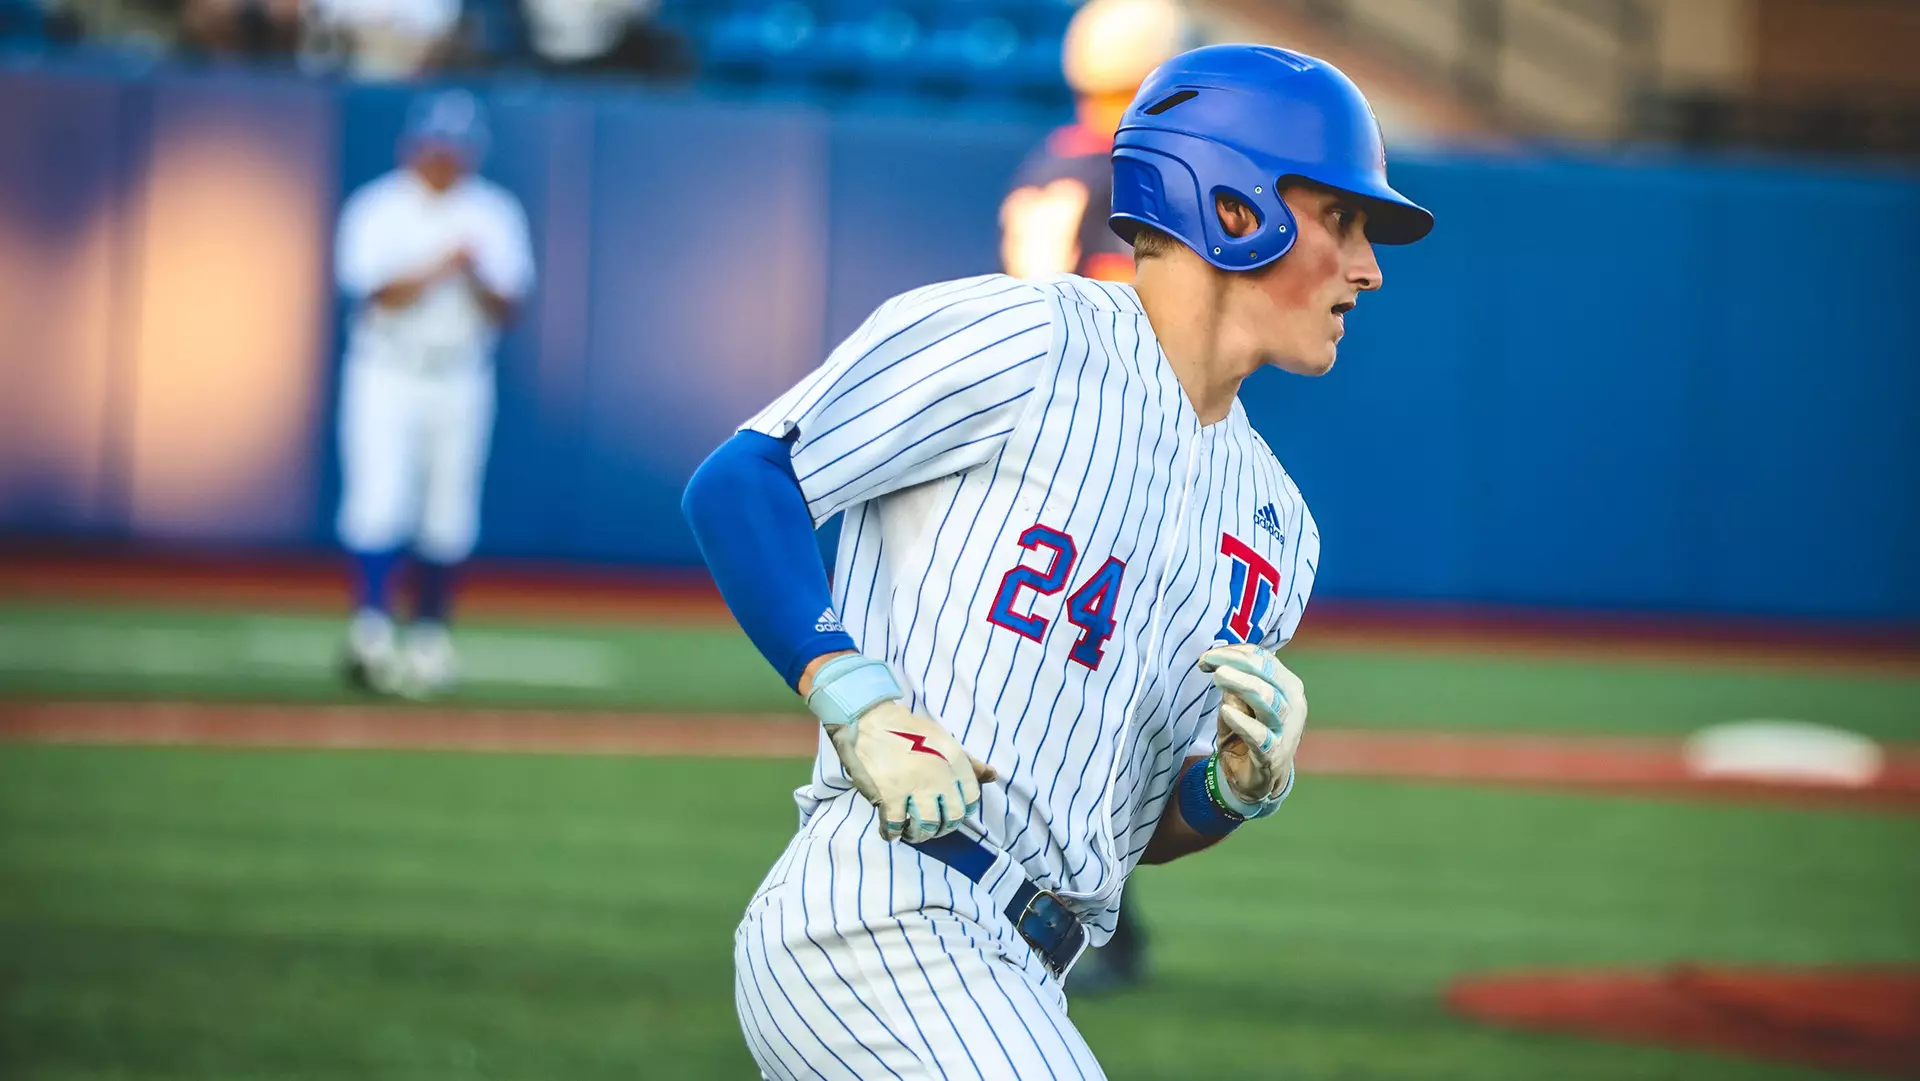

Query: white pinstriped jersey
left=743, top=272, right=1320, bottom=943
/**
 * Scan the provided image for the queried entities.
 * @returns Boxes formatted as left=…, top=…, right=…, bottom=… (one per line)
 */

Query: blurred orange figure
left=1000, top=0, right=1190, bottom=283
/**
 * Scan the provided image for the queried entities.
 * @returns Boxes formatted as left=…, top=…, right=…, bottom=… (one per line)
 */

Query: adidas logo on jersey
left=815, top=608, right=845, bottom=633
left=1253, top=503, right=1285, bottom=543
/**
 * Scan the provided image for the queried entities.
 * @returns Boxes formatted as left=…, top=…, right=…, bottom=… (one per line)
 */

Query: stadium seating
left=0, top=0, right=45, bottom=43
left=675, top=0, right=1076, bottom=105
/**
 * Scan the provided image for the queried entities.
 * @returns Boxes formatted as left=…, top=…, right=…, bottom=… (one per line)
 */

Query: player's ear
left=1214, top=194, right=1260, bottom=240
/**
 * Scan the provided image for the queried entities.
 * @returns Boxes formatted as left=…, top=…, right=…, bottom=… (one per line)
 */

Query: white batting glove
left=1198, top=643, right=1308, bottom=811
left=807, top=655, right=996, bottom=843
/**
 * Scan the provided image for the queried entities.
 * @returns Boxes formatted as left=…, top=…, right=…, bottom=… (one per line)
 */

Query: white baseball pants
left=734, top=792, right=1108, bottom=1081
left=335, top=358, right=495, bottom=563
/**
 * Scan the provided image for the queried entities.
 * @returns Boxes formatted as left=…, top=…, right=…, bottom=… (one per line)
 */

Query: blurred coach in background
left=333, top=90, right=535, bottom=697
left=999, top=0, right=1191, bottom=993
left=999, top=0, right=1190, bottom=285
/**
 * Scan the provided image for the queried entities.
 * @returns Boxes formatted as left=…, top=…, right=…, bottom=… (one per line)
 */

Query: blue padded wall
left=2, top=62, right=1916, bottom=618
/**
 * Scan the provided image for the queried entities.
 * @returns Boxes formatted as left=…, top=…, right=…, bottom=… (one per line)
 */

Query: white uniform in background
left=334, top=168, right=533, bottom=567
left=332, top=153, right=534, bottom=697
left=733, top=274, right=1319, bottom=1078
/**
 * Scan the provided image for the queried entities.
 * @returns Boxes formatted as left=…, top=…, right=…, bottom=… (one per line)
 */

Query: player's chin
left=1272, top=343, right=1339, bottom=377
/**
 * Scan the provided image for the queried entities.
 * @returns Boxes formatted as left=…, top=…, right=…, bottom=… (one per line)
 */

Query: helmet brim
left=1359, top=192, right=1434, bottom=245
left=1283, top=173, right=1432, bottom=245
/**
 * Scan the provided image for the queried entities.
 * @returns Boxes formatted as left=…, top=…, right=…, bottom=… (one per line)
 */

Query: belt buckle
left=1015, top=887, right=1088, bottom=978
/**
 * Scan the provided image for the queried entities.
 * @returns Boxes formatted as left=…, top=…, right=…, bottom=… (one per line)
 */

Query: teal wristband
left=805, top=655, right=902, bottom=730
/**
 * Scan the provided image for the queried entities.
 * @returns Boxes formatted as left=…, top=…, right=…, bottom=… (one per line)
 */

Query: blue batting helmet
left=403, top=89, right=491, bottom=162
left=1110, top=44, right=1433, bottom=271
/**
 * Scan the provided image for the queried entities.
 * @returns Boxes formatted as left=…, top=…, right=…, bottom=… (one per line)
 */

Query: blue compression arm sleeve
left=682, top=430, right=858, bottom=690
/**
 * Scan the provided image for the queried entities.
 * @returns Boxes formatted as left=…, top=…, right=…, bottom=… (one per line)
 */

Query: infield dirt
left=5, top=699, right=1918, bottom=813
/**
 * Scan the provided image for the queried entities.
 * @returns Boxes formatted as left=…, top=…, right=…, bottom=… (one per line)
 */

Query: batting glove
left=1198, top=643, right=1308, bottom=812
left=806, top=655, right=996, bottom=843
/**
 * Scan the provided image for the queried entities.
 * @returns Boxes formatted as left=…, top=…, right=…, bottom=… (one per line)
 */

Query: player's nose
left=1351, top=242, right=1384, bottom=292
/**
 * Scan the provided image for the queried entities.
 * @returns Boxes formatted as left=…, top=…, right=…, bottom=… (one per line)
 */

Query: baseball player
left=1000, top=0, right=1189, bottom=285
left=684, top=44, right=1431, bottom=1078
left=334, top=90, right=535, bottom=696
left=1000, top=0, right=1192, bottom=992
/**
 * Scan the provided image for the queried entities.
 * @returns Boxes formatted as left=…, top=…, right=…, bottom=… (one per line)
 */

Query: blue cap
left=403, top=89, right=491, bottom=162
left=1110, top=44, right=1433, bottom=271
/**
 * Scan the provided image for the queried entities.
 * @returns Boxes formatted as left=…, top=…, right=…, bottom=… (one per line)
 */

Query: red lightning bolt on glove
left=889, top=730, right=950, bottom=761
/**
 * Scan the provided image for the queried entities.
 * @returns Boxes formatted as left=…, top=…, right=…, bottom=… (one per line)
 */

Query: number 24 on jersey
left=985, top=524, right=1126, bottom=671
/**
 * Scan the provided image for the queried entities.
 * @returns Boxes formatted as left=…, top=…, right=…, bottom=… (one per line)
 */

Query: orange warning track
left=5, top=701, right=1919, bottom=812
left=0, top=702, right=822, bottom=756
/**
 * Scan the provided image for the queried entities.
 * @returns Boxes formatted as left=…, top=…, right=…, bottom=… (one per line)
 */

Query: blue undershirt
left=681, top=430, right=858, bottom=690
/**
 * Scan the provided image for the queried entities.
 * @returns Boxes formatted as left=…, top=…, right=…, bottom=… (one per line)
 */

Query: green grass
left=4, top=746, right=1916, bottom=1081
left=4, top=602, right=1918, bottom=740
left=0, top=602, right=800, bottom=713
left=1282, top=645, right=1920, bottom=740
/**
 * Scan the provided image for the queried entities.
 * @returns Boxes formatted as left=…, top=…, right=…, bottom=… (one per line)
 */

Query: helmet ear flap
left=1199, top=174, right=1297, bottom=267
left=1111, top=144, right=1298, bottom=269
left=1261, top=188, right=1299, bottom=264
left=1196, top=171, right=1297, bottom=268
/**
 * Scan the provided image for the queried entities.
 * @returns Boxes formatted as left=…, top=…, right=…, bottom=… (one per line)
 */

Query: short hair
left=1129, top=224, right=1179, bottom=261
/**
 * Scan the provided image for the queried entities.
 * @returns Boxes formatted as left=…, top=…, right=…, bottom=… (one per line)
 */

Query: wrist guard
left=804, top=655, right=901, bottom=732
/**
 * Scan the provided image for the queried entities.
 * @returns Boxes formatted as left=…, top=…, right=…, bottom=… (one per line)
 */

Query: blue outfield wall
left=1, top=63, right=1916, bottom=619
left=1244, top=152, right=1920, bottom=618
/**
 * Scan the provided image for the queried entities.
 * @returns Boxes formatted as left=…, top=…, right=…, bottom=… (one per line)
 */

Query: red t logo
left=1219, top=532, right=1282, bottom=644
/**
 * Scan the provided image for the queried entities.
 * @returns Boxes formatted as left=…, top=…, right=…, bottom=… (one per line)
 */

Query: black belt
left=912, top=832, right=1087, bottom=977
